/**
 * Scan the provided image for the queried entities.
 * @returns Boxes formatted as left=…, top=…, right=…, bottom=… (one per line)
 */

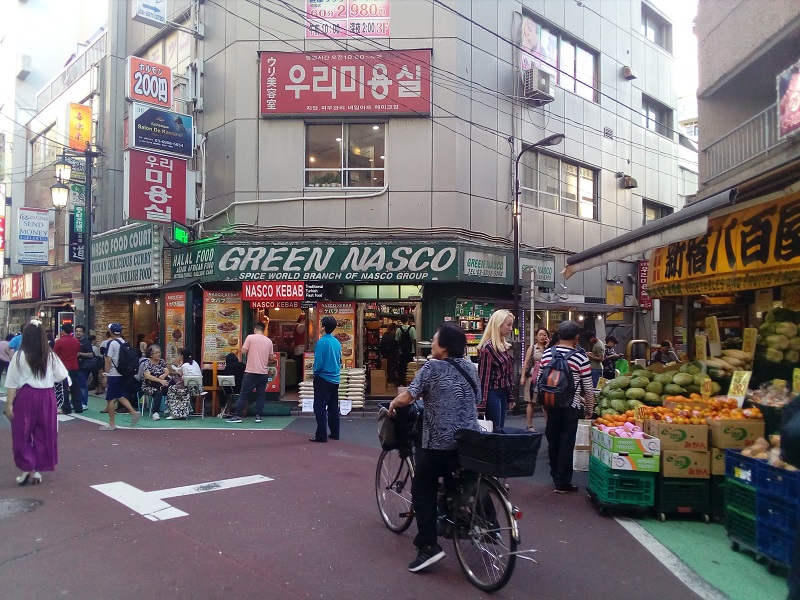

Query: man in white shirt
left=101, top=323, right=140, bottom=431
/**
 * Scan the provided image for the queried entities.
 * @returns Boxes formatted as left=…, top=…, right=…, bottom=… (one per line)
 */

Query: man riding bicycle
left=389, top=322, right=481, bottom=573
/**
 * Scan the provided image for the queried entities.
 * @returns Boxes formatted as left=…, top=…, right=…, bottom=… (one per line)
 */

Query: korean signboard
left=130, top=102, right=194, bottom=158
left=648, top=192, right=800, bottom=296
left=68, top=213, right=85, bottom=263
left=124, top=149, right=187, bottom=225
left=68, top=103, right=92, bottom=151
left=91, top=223, right=162, bottom=291
left=16, top=207, right=49, bottom=265
left=306, top=1, right=390, bottom=38
left=778, top=59, right=800, bottom=139
left=126, top=56, right=173, bottom=108
left=131, top=0, right=166, bottom=28
left=638, top=260, right=653, bottom=310
left=259, top=50, right=432, bottom=117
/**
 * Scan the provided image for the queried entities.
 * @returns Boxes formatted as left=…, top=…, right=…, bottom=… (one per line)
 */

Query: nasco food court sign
left=172, top=242, right=460, bottom=282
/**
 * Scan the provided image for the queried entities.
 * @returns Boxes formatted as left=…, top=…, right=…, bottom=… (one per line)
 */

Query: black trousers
left=411, top=448, right=460, bottom=549
left=312, top=376, right=340, bottom=441
left=61, top=370, right=83, bottom=414
left=545, top=405, right=581, bottom=486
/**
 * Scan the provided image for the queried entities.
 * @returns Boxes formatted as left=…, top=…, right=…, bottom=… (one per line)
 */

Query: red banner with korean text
left=648, top=192, right=800, bottom=296
left=259, top=50, right=432, bottom=117
left=125, top=149, right=187, bottom=225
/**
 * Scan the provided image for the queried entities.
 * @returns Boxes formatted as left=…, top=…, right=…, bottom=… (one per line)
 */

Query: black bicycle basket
left=455, top=428, right=543, bottom=478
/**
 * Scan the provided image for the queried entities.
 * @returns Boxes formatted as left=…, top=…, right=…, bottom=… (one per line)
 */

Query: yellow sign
left=705, top=316, right=721, bottom=357
left=727, top=371, right=753, bottom=407
left=68, top=103, right=92, bottom=151
left=701, top=378, right=713, bottom=398
left=648, top=192, right=800, bottom=296
left=605, top=283, right=624, bottom=322
left=742, top=328, right=758, bottom=358
left=793, top=368, right=800, bottom=394
left=695, top=334, right=707, bottom=361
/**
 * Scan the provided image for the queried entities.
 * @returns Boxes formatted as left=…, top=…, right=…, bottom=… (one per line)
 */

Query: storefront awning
left=563, top=188, right=739, bottom=278
left=160, top=277, right=201, bottom=290
left=535, top=302, right=633, bottom=313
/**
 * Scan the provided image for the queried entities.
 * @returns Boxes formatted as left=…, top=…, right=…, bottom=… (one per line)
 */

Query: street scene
left=2, top=0, right=800, bottom=598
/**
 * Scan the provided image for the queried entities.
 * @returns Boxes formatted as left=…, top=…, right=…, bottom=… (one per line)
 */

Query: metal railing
left=704, top=103, right=782, bottom=181
left=36, top=31, right=107, bottom=111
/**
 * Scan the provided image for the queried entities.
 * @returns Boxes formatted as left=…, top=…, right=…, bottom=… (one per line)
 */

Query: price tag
left=773, top=379, right=788, bottom=392
left=701, top=378, right=713, bottom=398
left=727, top=371, right=753, bottom=407
left=705, top=316, right=721, bottom=357
left=742, top=328, right=758, bottom=359
left=695, top=335, right=708, bottom=362
left=302, top=398, right=314, bottom=412
left=339, top=399, right=352, bottom=416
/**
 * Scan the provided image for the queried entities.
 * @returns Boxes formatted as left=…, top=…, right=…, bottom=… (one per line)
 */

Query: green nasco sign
left=91, top=223, right=162, bottom=291
left=172, top=242, right=460, bottom=282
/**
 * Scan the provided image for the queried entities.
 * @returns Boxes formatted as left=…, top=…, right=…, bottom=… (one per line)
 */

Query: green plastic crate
left=588, top=455, right=655, bottom=507
left=711, top=475, right=726, bottom=521
left=726, top=506, right=757, bottom=549
left=655, top=477, right=710, bottom=518
left=725, top=477, right=756, bottom=515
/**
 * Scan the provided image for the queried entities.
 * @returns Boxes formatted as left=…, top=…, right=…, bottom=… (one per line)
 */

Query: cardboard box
left=647, top=421, right=709, bottom=451
left=648, top=361, right=687, bottom=374
left=661, top=450, right=711, bottom=479
left=591, top=426, right=661, bottom=455
left=709, top=420, right=765, bottom=449
left=573, top=448, right=590, bottom=472
left=370, top=369, right=387, bottom=395
left=710, top=447, right=726, bottom=476
left=576, top=419, right=594, bottom=447
left=591, top=443, right=660, bottom=472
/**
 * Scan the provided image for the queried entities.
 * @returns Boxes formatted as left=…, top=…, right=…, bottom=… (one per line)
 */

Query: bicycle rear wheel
left=452, top=475, right=518, bottom=592
left=375, top=448, right=415, bottom=533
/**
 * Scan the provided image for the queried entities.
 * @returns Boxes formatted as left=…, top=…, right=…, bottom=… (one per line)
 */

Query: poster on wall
left=164, top=292, right=186, bottom=366
left=319, top=302, right=356, bottom=370
left=17, top=207, right=49, bottom=265
left=202, top=290, right=242, bottom=366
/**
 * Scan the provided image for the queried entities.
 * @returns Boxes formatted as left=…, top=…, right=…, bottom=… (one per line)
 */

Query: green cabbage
left=766, top=347, right=784, bottom=363
left=629, top=376, right=650, bottom=389
left=776, top=322, right=798, bottom=338
left=766, top=335, right=791, bottom=350
left=609, top=400, right=627, bottom=412
left=625, top=388, right=646, bottom=400
left=646, top=381, right=663, bottom=394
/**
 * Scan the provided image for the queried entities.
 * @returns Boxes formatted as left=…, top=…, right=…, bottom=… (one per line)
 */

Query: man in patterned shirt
left=537, top=320, right=594, bottom=493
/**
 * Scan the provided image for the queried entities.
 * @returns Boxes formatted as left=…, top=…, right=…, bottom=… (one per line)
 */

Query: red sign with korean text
left=125, top=149, right=187, bottom=225
left=126, top=56, right=173, bottom=109
left=242, top=282, right=305, bottom=301
left=259, top=50, right=432, bottom=117
left=638, top=260, right=652, bottom=310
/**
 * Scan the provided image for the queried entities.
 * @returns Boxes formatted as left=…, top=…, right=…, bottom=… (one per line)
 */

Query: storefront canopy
left=563, top=188, right=739, bottom=279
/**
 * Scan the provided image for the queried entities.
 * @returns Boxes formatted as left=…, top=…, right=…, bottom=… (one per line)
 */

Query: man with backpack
left=100, top=323, right=140, bottom=431
left=537, top=320, right=594, bottom=493
left=395, top=314, right=416, bottom=385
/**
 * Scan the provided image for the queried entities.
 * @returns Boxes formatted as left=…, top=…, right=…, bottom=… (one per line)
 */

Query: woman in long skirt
left=3, top=322, right=68, bottom=485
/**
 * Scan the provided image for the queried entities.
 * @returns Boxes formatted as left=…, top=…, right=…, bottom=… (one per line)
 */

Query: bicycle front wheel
left=452, top=475, right=518, bottom=592
left=375, top=449, right=415, bottom=533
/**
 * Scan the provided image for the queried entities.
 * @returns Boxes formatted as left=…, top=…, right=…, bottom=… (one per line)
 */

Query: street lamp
left=50, top=179, right=68, bottom=267
left=512, top=132, right=565, bottom=351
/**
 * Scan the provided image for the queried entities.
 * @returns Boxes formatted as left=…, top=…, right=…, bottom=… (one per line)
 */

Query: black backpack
left=399, top=326, right=413, bottom=354
left=110, top=338, right=139, bottom=378
left=538, top=348, right=578, bottom=408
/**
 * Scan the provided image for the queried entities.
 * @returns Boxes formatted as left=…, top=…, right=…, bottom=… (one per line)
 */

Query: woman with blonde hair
left=477, top=309, right=516, bottom=431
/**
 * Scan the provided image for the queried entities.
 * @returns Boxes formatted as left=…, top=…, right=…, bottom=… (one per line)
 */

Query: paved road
left=0, top=409, right=707, bottom=600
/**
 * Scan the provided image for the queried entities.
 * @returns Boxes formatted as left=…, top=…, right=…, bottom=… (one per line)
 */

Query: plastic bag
left=615, top=358, right=629, bottom=374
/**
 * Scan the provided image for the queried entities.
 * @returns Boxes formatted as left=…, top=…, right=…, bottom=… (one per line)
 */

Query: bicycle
left=375, top=410, right=543, bottom=592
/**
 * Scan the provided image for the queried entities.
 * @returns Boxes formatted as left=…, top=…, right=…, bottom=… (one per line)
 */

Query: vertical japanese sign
left=16, top=207, right=49, bottom=265
left=705, top=316, right=721, bottom=357
left=164, top=292, right=186, bottom=366
left=778, top=60, right=800, bottom=139
left=68, top=103, right=92, bottom=151
left=306, top=0, right=390, bottom=38
left=638, top=260, right=652, bottom=310
left=124, top=149, right=187, bottom=225
left=68, top=213, right=85, bottom=263
left=319, top=302, right=356, bottom=369
left=202, top=291, right=242, bottom=366
left=126, top=56, right=173, bottom=108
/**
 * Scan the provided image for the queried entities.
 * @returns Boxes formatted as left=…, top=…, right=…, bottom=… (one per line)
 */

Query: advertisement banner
left=778, top=60, right=800, bottom=139
left=67, top=103, right=92, bottom=151
left=259, top=50, right=432, bottom=117
left=319, top=302, right=356, bottom=369
left=305, top=0, right=390, bottom=38
left=42, top=264, right=82, bottom=296
left=68, top=213, right=85, bottom=263
left=0, top=278, right=10, bottom=301
left=242, top=281, right=305, bottom=301
left=202, top=291, right=242, bottom=366
left=648, top=192, right=800, bottom=296
left=124, top=149, right=187, bottom=225
left=17, top=207, right=49, bottom=265
left=130, top=103, right=194, bottom=158
left=638, top=260, right=653, bottom=310
left=91, top=223, right=161, bottom=291
left=65, top=156, right=86, bottom=184
left=10, top=273, right=39, bottom=301
left=164, top=292, right=186, bottom=366
left=126, top=56, right=172, bottom=108
left=70, top=183, right=86, bottom=210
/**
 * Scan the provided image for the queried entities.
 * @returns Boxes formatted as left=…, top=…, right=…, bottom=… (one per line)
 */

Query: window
left=643, top=200, right=673, bottom=224
left=682, top=120, right=698, bottom=138
left=641, top=4, right=672, bottom=53
left=520, top=15, right=598, bottom=102
left=520, top=153, right=598, bottom=220
left=642, top=95, right=672, bottom=138
left=305, top=123, right=385, bottom=188
left=30, top=126, right=58, bottom=175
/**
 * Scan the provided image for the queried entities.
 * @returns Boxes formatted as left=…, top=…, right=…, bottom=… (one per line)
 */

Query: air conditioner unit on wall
left=523, top=68, right=554, bottom=105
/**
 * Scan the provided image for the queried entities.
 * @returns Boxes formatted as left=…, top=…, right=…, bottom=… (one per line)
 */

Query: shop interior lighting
left=308, top=156, right=315, bottom=162
left=372, top=125, right=380, bottom=130
left=578, top=315, right=584, bottom=321
left=379, top=155, right=385, bottom=160
left=335, top=137, right=342, bottom=142
left=145, top=298, right=151, bottom=304
left=135, top=297, right=141, bottom=305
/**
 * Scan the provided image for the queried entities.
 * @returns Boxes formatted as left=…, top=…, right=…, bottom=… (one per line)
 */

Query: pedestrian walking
left=0, top=333, right=14, bottom=382
left=3, top=322, right=68, bottom=486
left=53, top=323, right=83, bottom=414
left=585, top=330, right=605, bottom=389
left=379, top=323, right=400, bottom=384
left=309, top=316, right=342, bottom=443
left=477, top=309, right=516, bottom=431
left=75, top=325, right=95, bottom=410
left=101, top=323, right=140, bottom=431
left=396, top=314, right=416, bottom=384
left=521, top=327, right=549, bottom=431
left=537, top=320, right=594, bottom=493
left=226, top=322, right=275, bottom=424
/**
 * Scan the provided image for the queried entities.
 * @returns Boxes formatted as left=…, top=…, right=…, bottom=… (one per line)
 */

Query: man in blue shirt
left=310, top=316, right=342, bottom=443
left=8, top=331, right=22, bottom=352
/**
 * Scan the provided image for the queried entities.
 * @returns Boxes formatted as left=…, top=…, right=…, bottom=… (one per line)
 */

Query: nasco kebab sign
left=171, top=242, right=459, bottom=282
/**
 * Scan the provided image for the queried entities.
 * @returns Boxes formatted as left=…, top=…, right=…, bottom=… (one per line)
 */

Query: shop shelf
left=710, top=475, right=726, bottom=522
left=725, top=506, right=757, bottom=549
left=654, top=477, right=710, bottom=521
left=757, top=490, right=800, bottom=532
left=758, top=461, right=800, bottom=501
left=725, top=449, right=765, bottom=487
left=756, top=522, right=794, bottom=568
left=725, top=478, right=756, bottom=516
left=587, top=456, right=655, bottom=507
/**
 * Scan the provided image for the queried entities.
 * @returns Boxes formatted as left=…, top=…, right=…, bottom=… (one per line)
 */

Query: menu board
left=303, top=351, right=315, bottom=381
left=164, top=292, right=186, bottom=366
left=202, top=290, right=243, bottom=366
left=319, top=302, right=356, bottom=369
left=266, top=354, right=281, bottom=393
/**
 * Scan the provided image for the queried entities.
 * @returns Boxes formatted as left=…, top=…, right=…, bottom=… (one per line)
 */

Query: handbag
left=80, top=356, right=102, bottom=372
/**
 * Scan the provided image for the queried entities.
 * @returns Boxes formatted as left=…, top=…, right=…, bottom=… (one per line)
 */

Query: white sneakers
left=152, top=412, right=160, bottom=421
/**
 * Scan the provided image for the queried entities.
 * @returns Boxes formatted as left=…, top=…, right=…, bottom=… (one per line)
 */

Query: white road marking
left=615, top=517, right=728, bottom=600
left=92, top=475, right=273, bottom=521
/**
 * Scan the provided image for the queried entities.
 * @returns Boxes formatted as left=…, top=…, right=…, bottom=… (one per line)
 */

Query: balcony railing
left=704, top=102, right=784, bottom=181
left=36, top=31, right=107, bottom=111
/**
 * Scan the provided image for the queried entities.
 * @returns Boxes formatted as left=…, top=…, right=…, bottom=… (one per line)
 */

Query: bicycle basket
left=455, top=428, right=543, bottom=478
left=377, top=402, right=421, bottom=451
